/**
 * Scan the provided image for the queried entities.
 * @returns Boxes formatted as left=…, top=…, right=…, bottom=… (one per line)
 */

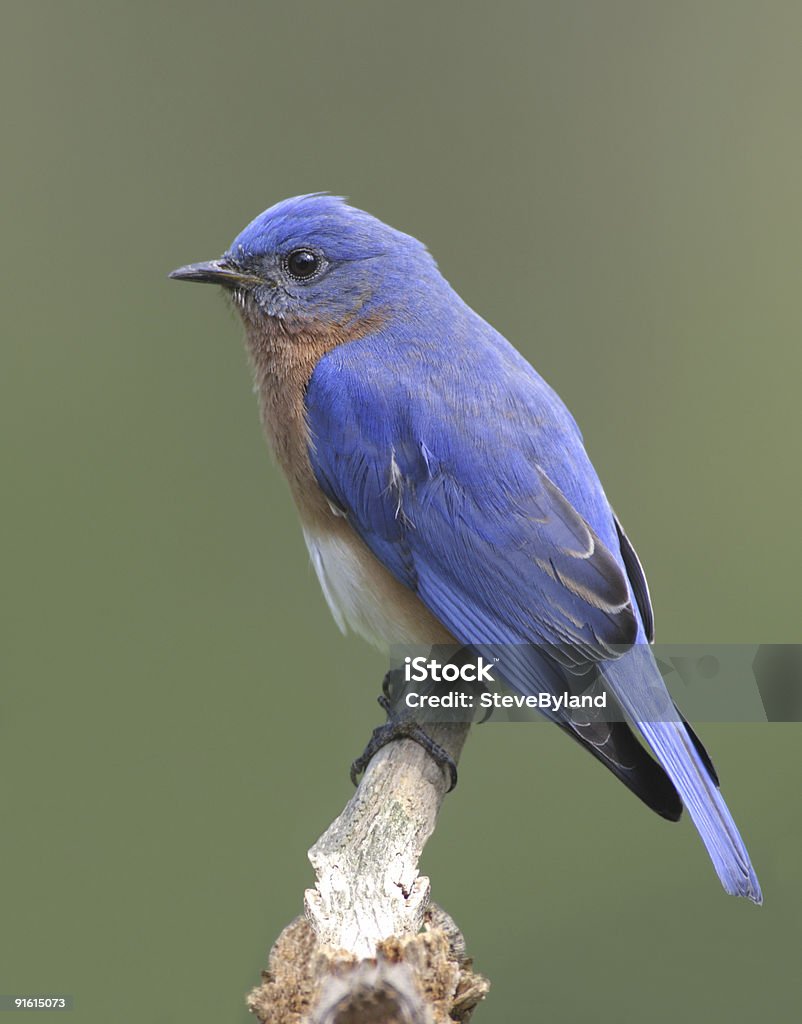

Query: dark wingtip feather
left=559, top=716, right=684, bottom=821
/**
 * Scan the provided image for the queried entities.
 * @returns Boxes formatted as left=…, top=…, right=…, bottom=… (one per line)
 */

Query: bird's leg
left=350, top=669, right=459, bottom=792
left=381, top=666, right=407, bottom=705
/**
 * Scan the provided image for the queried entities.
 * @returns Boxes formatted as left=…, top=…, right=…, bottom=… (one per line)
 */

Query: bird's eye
left=284, top=249, right=322, bottom=280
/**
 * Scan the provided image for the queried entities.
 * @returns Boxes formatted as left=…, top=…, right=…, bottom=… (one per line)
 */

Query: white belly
left=302, top=523, right=452, bottom=650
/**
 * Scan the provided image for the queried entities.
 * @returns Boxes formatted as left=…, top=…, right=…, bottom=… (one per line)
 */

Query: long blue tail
left=604, top=649, right=762, bottom=904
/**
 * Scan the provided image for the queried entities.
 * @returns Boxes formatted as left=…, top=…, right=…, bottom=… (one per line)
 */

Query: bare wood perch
left=247, top=722, right=490, bottom=1023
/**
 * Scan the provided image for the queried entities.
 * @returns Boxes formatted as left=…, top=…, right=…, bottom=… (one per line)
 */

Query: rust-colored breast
left=241, top=311, right=372, bottom=525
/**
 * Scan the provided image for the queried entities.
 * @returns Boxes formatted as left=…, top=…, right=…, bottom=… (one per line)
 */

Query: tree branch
left=247, top=722, right=489, bottom=1023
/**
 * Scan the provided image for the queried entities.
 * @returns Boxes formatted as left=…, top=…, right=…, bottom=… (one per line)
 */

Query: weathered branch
left=306, top=725, right=469, bottom=955
left=247, top=722, right=489, bottom=1023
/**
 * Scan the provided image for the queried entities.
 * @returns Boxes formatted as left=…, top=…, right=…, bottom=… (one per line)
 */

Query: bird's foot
left=350, top=683, right=458, bottom=792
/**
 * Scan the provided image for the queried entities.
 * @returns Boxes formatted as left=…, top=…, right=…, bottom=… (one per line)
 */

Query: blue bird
left=170, top=194, right=761, bottom=903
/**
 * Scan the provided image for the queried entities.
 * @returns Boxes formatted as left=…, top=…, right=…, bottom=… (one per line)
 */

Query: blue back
left=306, top=294, right=643, bottom=658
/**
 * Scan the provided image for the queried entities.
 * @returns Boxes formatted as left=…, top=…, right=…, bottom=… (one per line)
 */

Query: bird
left=170, top=193, right=761, bottom=903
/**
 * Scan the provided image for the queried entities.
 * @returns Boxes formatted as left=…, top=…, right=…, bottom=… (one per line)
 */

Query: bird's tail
left=604, top=651, right=762, bottom=904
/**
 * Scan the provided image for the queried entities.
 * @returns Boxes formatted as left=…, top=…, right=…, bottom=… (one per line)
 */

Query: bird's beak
left=168, top=259, right=263, bottom=288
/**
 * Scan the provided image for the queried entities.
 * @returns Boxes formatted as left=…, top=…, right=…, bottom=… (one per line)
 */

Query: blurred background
left=2, top=2, right=800, bottom=1021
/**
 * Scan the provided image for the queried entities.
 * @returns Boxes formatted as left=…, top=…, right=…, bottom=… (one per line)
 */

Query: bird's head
left=170, top=193, right=439, bottom=331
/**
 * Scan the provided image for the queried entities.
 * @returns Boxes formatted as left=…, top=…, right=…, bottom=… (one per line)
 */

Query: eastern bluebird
left=170, top=194, right=761, bottom=903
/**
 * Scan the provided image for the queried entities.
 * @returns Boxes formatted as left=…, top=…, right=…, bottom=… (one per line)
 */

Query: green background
left=3, top=3, right=800, bottom=1021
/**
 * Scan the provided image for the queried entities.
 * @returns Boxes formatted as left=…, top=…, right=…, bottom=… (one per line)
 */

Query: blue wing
left=306, top=329, right=640, bottom=663
left=305, top=324, right=760, bottom=901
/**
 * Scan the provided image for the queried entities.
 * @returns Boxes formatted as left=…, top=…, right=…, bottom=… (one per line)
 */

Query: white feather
left=302, top=524, right=450, bottom=649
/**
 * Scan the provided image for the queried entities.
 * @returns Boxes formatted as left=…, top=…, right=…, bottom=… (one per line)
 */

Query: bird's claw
left=350, top=709, right=458, bottom=792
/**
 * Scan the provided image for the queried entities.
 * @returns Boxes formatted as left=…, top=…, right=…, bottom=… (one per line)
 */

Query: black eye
left=285, top=248, right=321, bottom=280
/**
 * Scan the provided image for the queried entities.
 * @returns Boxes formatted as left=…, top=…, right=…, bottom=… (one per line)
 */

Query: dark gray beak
left=168, top=259, right=263, bottom=288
